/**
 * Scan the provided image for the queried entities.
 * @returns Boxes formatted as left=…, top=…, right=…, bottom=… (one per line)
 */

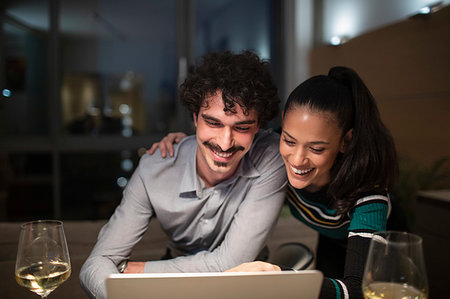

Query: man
left=80, top=51, right=287, bottom=298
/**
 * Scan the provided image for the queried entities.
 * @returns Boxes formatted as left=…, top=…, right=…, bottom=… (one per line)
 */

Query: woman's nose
left=291, top=148, right=308, bottom=166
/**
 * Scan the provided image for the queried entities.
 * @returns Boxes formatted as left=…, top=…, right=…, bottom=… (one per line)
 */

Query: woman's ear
left=340, top=129, right=353, bottom=153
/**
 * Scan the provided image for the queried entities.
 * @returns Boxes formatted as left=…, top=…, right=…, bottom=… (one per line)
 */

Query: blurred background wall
left=310, top=5, right=450, bottom=167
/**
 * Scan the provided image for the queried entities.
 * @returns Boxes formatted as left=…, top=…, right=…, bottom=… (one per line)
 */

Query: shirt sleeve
left=319, top=198, right=389, bottom=299
left=145, top=147, right=287, bottom=272
left=79, top=161, right=154, bottom=299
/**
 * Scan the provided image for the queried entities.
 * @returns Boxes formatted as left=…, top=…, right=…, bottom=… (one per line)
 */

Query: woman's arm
left=320, top=197, right=389, bottom=299
left=147, top=132, right=187, bottom=157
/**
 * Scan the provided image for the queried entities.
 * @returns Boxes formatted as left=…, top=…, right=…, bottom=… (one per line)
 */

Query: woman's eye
left=283, top=138, right=295, bottom=146
left=311, top=147, right=325, bottom=153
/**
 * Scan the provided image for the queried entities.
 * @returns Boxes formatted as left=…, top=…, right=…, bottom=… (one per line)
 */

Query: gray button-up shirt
left=80, top=130, right=287, bottom=298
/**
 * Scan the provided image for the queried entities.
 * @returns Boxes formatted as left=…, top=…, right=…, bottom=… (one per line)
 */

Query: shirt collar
left=179, top=143, right=199, bottom=197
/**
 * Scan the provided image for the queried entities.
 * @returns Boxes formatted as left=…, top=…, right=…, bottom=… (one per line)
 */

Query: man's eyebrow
left=201, top=114, right=257, bottom=125
left=282, top=130, right=329, bottom=145
left=235, top=119, right=257, bottom=125
left=201, top=114, right=221, bottom=122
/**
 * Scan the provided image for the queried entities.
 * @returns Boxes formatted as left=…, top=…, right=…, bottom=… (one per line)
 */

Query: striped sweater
left=286, top=184, right=391, bottom=299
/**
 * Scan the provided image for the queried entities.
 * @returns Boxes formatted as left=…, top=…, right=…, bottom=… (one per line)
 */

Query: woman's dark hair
left=284, top=66, right=398, bottom=214
left=180, top=50, right=280, bottom=127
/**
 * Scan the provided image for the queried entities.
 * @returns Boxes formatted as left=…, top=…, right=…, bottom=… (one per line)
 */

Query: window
left=1, top=0, right=50, bottom=136
left=0, top=0, right=277, bottom=221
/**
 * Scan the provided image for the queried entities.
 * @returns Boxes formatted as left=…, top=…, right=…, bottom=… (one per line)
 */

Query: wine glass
left=362, top=231, right=428, bottom=299
left=15, top=220, right=71, bottom=298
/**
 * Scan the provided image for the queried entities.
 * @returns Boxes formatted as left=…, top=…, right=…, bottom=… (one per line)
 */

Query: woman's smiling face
left=280, top=106, right=349, bottom=192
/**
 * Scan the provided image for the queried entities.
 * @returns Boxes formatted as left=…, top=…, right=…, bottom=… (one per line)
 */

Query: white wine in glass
left=15, top=220, right=71, bottom=298
left=362, top=231, right=428, bottom=299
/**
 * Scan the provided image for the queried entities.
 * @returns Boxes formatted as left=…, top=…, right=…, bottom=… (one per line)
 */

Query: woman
left=149, top=66, right=402, bottom=299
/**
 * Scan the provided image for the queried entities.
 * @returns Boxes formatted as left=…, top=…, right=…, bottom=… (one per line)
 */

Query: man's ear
left=193, top=113, right=198, bottom=127
left=340, top=129, right=353, bottom=153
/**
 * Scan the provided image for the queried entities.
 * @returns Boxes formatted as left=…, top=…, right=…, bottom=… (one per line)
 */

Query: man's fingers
left=123, top=261, right=145, bottom=273
left=252, top=261, right=281, bottom=271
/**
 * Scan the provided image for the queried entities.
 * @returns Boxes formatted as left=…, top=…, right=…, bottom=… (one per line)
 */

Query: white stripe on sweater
left=348, top=232, right=374, bottom=239
left=337, top=279, right=349, bottom=299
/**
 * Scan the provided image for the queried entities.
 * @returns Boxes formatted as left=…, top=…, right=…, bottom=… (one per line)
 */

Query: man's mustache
left=203, top=141, right=245, bottom=154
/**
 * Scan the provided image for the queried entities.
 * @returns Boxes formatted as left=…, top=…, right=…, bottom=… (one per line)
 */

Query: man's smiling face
left=194, top=91, right=259, bottom=187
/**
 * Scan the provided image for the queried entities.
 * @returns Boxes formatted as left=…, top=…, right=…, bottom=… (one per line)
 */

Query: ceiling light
left=330, top=35, right=349, bottom=46
left=413, top=2, right=444, bottom=17
left=330, top=36, right=341, bottom=46
left=419, top=6, right=431, bottom=14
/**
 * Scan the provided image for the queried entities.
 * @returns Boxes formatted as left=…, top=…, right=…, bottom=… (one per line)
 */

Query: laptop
left=106, top=270, right=323, bottom=299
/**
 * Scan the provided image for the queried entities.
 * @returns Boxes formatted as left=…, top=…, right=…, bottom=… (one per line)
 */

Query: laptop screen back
left=106, top=270, right=323, bottom=299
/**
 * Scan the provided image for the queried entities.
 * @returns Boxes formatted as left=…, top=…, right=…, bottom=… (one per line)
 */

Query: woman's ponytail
left=327, top=66, right=398, bottom=214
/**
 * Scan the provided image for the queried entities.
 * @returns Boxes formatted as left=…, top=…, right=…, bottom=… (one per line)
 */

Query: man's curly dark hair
left=180, top=50, right=280, bottom=127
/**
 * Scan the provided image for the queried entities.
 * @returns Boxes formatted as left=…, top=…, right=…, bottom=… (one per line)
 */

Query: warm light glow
left=81, top=82, right=95, bottom=104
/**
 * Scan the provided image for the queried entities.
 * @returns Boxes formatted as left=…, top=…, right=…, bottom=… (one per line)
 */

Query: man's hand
left=147, top=132, right=187, bottom=158
left=123, top=261, right=146, bottom=273
left=225, top=261, right=281, bottom=272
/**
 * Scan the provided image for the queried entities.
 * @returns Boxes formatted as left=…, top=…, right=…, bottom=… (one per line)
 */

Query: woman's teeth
left=290, top=165, right=313, bottom=175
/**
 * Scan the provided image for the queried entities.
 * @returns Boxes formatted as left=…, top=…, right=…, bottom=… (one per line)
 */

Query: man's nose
left=217, top=127, right=234, bottom=151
